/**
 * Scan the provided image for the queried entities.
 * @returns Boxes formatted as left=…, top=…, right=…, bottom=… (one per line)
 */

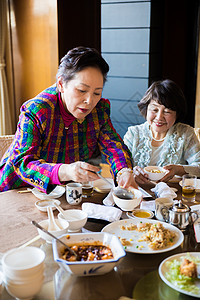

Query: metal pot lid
left=171, top=200, right=190, bottom=212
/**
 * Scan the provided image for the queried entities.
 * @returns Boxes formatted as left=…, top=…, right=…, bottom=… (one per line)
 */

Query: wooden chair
left=195, top=128, right=200, bottom=142
left=0, top=135, right=14, bottom=160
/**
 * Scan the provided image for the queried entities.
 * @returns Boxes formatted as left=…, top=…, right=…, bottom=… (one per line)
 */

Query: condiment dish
left=35, top=199, right=61, bottom=212
left=144, top=166, right=167, bottom=181
left=126, top=209, right=154, bottom=220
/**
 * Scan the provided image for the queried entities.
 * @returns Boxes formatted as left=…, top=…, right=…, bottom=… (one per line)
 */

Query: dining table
left=0, top=179, right=200, bottom=300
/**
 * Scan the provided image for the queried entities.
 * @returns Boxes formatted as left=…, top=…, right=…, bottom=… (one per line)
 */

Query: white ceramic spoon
left=47, top=206, right=62, bottom=231
left=53, top=202, right=66, bottom=218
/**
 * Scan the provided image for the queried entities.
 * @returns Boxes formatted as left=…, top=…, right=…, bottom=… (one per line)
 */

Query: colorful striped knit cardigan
left=0, top=85, right=133, bottom=193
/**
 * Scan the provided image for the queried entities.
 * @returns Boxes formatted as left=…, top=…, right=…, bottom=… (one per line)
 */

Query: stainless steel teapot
left=161, top=200, right=198, bottom=230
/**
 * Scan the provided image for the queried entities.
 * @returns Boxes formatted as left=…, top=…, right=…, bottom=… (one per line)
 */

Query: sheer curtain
left=0, top=0, right=14, bottom=135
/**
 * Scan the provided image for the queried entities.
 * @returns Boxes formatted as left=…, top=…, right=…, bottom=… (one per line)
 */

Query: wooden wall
left=9, top=0, right=58, bottom=116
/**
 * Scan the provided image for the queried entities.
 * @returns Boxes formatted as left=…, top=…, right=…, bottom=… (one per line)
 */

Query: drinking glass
left=82, top=181, right=93, bottom=198
left=182, top=174, right=197, bottom=203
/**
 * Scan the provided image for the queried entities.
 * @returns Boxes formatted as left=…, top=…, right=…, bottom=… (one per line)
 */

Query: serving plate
left=102, top=219, right=184, bottom=254
left=31, top=185, right=65, bottom=200
left=93, top=178, right=114, bottom=193
left=159, top=252, right=200, bottom=298
left=179, top=179, right=200, bottom=193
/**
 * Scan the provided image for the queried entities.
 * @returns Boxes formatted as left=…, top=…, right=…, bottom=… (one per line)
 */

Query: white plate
left=179, top=178, right=200, bottom=192
left=102, top=218, right=184, bottom=254
left=159, top=252, right=200, bottom=298
left=31, top=185, right=65, bottom=200
left=93, top=178, right=114, bottom=193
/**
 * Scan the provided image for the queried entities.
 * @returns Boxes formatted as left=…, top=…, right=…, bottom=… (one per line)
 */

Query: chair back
left=195, top=128, right=200, bottom=142
left=0, top=135, right=14, bottom=161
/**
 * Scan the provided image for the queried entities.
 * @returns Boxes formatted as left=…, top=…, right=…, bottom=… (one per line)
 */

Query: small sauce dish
left=126, top=209, right=154, bottom=220
left=35, top=199, right=61, bottom=212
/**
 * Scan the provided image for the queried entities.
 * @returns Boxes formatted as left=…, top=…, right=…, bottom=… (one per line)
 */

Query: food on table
left=180, top=258, right=197, bottom=278
left=61, top=243, right=114, bottom=262
left=120, top=222, right=176, bottom=250
left=149, top=169, right=164, bottom=173
left=165, top=254, right=200, bottom=294
left=119, top=237, right=132, bottom=246
left=133, top=211, right=152, bottom=218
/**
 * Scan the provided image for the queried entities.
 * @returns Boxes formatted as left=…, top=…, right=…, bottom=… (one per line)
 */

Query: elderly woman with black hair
left=124, top=79, right=200, bottom=184
left=0, top=46, right=136, bottom=192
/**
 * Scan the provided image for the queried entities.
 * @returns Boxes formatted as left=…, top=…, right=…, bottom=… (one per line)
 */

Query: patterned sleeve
left=97, top=99, right=133, bottom=178
left=11, top=101, right=56, bottom=192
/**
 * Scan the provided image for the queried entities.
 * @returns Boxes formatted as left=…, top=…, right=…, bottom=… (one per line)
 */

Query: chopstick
left=17, top=189, right=32, bottom=194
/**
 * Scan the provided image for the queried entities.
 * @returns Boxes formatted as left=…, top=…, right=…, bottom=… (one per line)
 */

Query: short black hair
left=138, top=79, right=187, bottom=123
left=56, top=46, right=109, bottom=85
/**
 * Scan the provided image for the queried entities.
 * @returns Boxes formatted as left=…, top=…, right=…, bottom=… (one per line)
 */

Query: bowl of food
left=52, top=232, right=126, bottom=276
left=58, top=209, right=88, bottom=232
left=37, top=219, right=69, bottom=243
left=112, top=187, right=142, bottom=211
left=126, top=209, right=154, bottom=220
left=144, top=166, right=167, bottom=181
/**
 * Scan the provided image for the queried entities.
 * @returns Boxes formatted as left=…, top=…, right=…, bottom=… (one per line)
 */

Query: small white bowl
left=58, top=209, right=87, bottom=232
left=5, top=275, right=44, bottom=300
left=35, top=199, right=61, bottom=212
left=2, top=247, right=45, bottom=280
left=37, top=219, right=69, bottom=243
left=144, top=166, right=166, bottom=181
left=126, top=209, right=154, bottom=220
left=112, top=188, right=142, bottom=211
left=52, top=232, right=126, bottom=276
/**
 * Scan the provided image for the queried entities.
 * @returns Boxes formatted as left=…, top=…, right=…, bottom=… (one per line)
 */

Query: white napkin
left=151, top=182, right=177, bottom=199
left=140, top=200, right=155, bottom=211
left=82, top=202, right=122, bottom=222
left=103, top=191, right=115, bottom=206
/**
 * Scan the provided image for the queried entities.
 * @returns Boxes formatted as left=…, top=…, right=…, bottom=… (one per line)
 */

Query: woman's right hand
left=58, top=162, right=100, bottom=183
left=133, top=166, right=149, bottom=184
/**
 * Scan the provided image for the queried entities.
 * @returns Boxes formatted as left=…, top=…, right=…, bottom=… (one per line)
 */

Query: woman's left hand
left=118, top=171, right=138, bottom=189
left=161, top=164, right=186, bottom=182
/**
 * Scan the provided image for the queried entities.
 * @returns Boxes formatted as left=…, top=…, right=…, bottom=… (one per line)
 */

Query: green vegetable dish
left=165, top=253, right=200, bottom=295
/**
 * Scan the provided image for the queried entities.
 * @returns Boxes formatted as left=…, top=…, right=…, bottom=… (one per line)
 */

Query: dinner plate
left=159, top=252, right=200, bottom=298
left=179, top=179, right=200, bottom=192
left=31, top=185, right=65, bottom=200
left=102, top=219, right=184, bottom=254
left=93, top=178, right=114, bottom=193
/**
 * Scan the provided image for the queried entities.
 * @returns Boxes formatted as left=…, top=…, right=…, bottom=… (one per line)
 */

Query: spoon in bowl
left=31, top=221, right=78, bottom=259
left=53, top=202, right=66, bottom=219
left=47, top=206, right=62, bottom=231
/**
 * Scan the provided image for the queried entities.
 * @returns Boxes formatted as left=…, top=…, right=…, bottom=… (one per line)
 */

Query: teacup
left=155, top=197, right=174, bottom=221
left=66, top=183, right=82, bottom=205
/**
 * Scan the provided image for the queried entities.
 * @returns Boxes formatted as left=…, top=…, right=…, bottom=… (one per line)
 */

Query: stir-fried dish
left=61, top=244, right=114, bottom=262
left=120, top=222, right=176, bottom=250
